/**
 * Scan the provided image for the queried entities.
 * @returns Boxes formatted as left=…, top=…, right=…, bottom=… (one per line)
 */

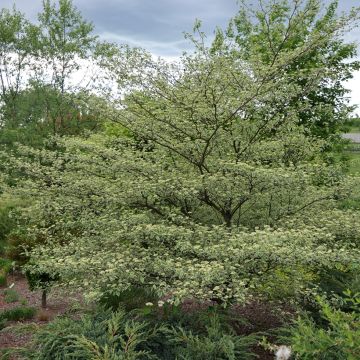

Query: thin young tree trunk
left=41, top=290, right=47, bottom=308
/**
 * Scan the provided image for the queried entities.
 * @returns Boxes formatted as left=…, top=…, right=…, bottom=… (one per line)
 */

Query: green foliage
left=217, top=0, right=359, bottom=141
left=29, top=309, right=162, bottom=359
left=317, top=267, right=360, bottom=299
left=25, top=267, right=58, bottom=292
left=27, top=307, right=258, bottom=360
left=0, top=306, right=36, bottom=322
left=4, top=230, right=32, bottom=263
left=0, top=6, right=40, bottom=130
left=1, top=0, right=360, bottom=310
left=345, top=118, right=360, bottom=133
left=99, top=286, right=159, bottom=312
left=289, top=294, right=360, bottom=359
left=20, top=298, right=28, bottom=306
left=0, top=270, right=7, bottom=286
left=346, top=151, right=360, bottom=176
left=0, top=0, right=106, bottom=151
left=168, top=315, right=257, bottom=360
left=0, top=258, right=12, bottom=286
left=7, top=0, right=360, bottom=305
left=25, top=265, right=59, bottom=308
left=3, top=288, right=19, bottom=303
left=0, top=196, right=22, bottom=254
left=0, top=85, right=104, bottom=149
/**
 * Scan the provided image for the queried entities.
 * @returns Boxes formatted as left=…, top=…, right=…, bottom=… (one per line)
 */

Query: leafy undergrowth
left=1, top=303, right=287, bottom=360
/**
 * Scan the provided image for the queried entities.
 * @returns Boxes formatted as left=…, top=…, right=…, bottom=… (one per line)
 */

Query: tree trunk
left=41, top=290, right=47, bottom=308
left=223, top=211, right=232, bottom=228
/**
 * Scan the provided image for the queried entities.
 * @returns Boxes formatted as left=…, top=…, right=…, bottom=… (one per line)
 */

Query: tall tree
left=212, top=0, right=359, bottom=141
left=16, top=5, right=360, bottom=305
left=36, top=0, right=98, bottom=132
left=0, top=7, right=40, bottom=129
left=0, top=0, right=104, bottom=148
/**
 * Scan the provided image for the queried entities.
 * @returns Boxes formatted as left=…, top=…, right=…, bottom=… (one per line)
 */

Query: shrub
left=297, top=266, right=360, bottom=325
left=20, top=298, right=28, bottom=306
left=168, top=314, right=258, bottom=360
left=14, top=0, right=360, bottom=306
left=99, top=286, right=158, bottom=312
left=0, top=198, right=18, bottom=254
left=4, top=231, right=29, bottom=263
left=3, top=288, right=19, bottom=303
left=28, top=307, right=259, bottom=359
left=29, top=308, right=160, bottom=360
left=0, top=306, right=36, bottom=322
left=288, top=294, right=360, bottom=360
left=0, top=269, right=7, bottom=286
left=25, top=266, right=59, bottom=308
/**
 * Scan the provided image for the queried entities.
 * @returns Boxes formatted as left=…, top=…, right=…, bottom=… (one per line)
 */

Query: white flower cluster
left=275, top=345, right=292, bottom=360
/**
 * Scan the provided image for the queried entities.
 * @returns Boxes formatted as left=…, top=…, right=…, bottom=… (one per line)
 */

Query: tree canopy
left=213, top=0, right=359, bottom=141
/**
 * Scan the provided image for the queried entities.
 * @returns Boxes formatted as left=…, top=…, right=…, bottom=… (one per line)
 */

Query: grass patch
left=0, top=306, right=37, bottom=323
left=347, top=151, right=360, bottom=175
left=337, top=147, right=360, bottom=210
left=3, top=289, right=20, bottom=303
left=341, top=140, right=360, bottom=175
left=345, top=118, right=360, bottom=133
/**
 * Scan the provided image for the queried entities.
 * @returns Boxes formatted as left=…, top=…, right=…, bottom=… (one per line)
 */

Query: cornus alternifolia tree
left=7, top=0, right=360, bottom=305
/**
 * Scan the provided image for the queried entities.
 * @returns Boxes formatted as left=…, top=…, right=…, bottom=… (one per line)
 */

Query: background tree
left=0, top=7, right=40, bottom=130
left=212, top=0, right=359, bottom=144
left=0, top=1, right=108, bottom=289
left=0, top=0, right=105, bottom=150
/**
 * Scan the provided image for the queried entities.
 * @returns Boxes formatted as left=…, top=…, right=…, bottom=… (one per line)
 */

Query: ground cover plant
left=16, top=305, right=263, bottom=359
left=3, top=288, right=19, bottom=303
left=0, top=258, right=12, bottom=286
left=0, top=306, right=36, bottom=330
left=0, top=0, right=360, bottom=358
left=273, top=292, right=360, bottom=359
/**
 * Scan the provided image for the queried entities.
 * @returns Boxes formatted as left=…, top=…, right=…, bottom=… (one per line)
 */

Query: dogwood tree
left=10, top=0, right=360, bottom=305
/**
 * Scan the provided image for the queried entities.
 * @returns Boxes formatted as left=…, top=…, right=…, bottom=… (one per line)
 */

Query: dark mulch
left=231, top=299, right=294, bottom=334
left=180, top=298, right=294, bottom=359
left=230, top=300, right=295, bottom=360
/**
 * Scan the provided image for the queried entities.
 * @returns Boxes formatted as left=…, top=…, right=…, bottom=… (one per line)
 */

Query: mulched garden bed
left=0, top=272, right=83, bottom=357
left=1, top=274, right=291, bottom=359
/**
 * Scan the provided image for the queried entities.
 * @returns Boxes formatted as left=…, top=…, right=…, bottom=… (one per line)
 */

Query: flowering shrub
left=5, top=0, right=360, bottom=306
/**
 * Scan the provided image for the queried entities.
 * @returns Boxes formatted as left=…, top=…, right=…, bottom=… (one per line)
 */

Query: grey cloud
left=75, top=0, right=238, bottom=55
left=2, top=0, right=359, bottom=103
left=4, top=0, right=238, bottom=55
left=2, top=0, right=359, bottom=56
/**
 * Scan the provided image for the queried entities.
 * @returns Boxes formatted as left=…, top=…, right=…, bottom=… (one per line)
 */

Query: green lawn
left=348, top=151, right=360, bottom=175
left=346, top=118, right=360, bottom=133
left=339, top=148, right=360, bottom=210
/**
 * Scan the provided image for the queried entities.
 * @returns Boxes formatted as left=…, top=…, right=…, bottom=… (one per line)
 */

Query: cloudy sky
left=2, top=0, right=360, bottom=106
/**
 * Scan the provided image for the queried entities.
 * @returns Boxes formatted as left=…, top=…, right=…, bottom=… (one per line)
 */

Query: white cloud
left=99, top=32, right=190, bottom=56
